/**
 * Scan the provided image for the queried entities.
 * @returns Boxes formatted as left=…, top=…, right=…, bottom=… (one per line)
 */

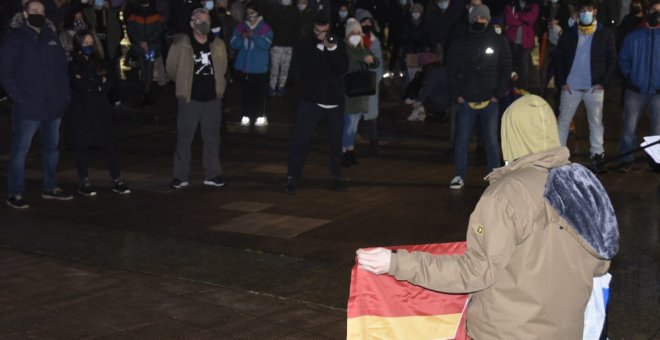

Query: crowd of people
left=0, top=0, right=658, bottom=207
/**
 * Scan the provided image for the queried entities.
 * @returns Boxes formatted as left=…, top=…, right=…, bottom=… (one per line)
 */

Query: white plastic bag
left=583, top=273, right=611, bottom=340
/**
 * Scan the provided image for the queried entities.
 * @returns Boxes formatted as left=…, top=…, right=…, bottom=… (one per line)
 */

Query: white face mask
left=339, top=10, right=348, bottom=19
left=298, top=3, right=307, bottom=10
left=437, top=1, right=449, bottom=10
left=348, top=35, right=362, bottom=46
left=399, top=0, right=406, bottom=5
left=411, top=12, right=421, bottom=20
left=282, top=0, right=292, bottom=5
left=494, top=26, right=502, bottom=34
left=204, top=1, right=214, bottom=10
left=81, top=0, right=89, bottom=4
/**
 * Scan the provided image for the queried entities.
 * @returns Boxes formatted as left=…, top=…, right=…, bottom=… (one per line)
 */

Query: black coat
left=554, top=23, right=616, bottom=88
left=68, top=52, right=115, bottom=148
left=294, top=36, right=349, bottom=106
left=447, top=26, right=512, bottom=102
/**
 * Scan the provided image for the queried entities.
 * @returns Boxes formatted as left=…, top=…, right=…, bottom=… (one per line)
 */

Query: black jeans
left=75, top=145, right=121, bottom=181
left=287, top=100, right=343, bottom=180
left=239, top=72, right=268, bottom=120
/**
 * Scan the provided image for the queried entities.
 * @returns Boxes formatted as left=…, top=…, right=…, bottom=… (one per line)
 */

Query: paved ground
left=0, top=74, right=658, bottom=339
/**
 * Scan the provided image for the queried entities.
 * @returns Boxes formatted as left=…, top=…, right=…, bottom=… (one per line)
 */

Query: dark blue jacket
left=554, top=22, right=616, bottom=88
left=618, top=26, right=659, bottom=96
left=0, top=22, right=70, bottom=121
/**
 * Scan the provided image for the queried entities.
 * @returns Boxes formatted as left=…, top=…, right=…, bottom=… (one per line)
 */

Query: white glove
left=356, top=247, right=392, bottom=275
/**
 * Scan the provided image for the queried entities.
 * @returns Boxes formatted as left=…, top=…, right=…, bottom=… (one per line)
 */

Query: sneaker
left=78, top=178, right=97, bottom=197
left=277, top=87, right=286, bottom=97
left=404, top=98, right=415, bottom=105
left=449, top=176, right=464, bottom=190
left=203, top=176, right=227, bottom=187
left=169, top=178, right=189, bottom=189
left=6, top=195, right=29, bottom=209
left=42, top=187, right=74, bottom=200
left=112, top=178, right=131, bottom=194
left=615, top=161, right=632, bottom=173
left=331, top=177, right=348, bottom=192
left=284, top=177, right=296, bottom=195
left=268, top=87, right=276, bottom=97
left=240, top=116, right=250, bottom=126
left=255, top=116, right=268, bottom=127
left=590, top=154, right=607, bottom=174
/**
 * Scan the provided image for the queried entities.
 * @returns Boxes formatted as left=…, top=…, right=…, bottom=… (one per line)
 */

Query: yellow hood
left=501, top=95, right=560, bottom=162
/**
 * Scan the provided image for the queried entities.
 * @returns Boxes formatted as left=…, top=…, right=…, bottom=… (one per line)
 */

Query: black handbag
left=344, top=66, right=376, bottom=97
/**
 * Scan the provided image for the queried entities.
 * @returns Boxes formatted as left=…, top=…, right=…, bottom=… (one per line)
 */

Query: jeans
left=343, top=113, right=361, bottom=148
left=454, top=102, right=501, bottom=178
left=8, top=118, right=61, bottom=196
left=173, top=99, right=222, bottom=181
left=557, top=88, right=605, bottom=156
left=619, top=90, right=660, bottom=162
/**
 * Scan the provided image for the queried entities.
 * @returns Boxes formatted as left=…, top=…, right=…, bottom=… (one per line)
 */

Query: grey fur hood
left=544, top=163, right=620, bottom=259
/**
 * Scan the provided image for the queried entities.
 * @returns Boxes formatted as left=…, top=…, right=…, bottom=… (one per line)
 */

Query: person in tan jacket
left=166, top=8, right=228, bottom=190
left=357, top=94, right=619, bottom=339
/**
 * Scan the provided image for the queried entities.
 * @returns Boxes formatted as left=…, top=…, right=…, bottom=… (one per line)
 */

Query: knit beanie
left=469, top=4, right=491, bottom=22
left=355, top=8, right=374, bottom=23
left=345, top=18, right=362, bottom=37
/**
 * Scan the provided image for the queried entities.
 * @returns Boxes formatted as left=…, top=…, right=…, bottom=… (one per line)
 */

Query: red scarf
left=363, top=33, right=372, bottom=50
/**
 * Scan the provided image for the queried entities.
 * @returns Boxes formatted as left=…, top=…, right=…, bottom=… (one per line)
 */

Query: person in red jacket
left=504, top=0, right=539, bottom=91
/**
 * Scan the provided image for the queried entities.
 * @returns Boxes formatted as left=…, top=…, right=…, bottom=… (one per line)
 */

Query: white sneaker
left=240, top=116, right=250, bottom=126
left=255, top=116, right=268, bottom=126
left=404, top=98, right=415, bottom=105
left=449, top=176, right=464, bottom=190
left=407, top=107, right=425, bottom=122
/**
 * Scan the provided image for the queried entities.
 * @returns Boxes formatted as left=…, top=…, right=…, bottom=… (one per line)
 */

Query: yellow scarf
left=577, top=21, right=597, bottom=35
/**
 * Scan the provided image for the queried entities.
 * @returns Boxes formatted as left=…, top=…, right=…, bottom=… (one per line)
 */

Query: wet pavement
left=0, top=75, right=658, bottom=339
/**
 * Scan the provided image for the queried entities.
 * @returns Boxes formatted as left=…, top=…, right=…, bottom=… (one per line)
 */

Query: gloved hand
left=356, top=247, right=392, bottom=275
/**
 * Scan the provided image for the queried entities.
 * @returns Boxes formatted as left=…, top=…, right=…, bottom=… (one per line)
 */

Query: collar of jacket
left=485, top=146, right=571, bottom=183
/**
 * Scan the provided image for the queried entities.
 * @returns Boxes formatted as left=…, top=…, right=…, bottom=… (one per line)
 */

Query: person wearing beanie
left=342, top=17, right=379, bottom=166
left=357, top=95, right=619, bottom=340
left=446, top=3, right=512, bottom=189
left=555, top=0, right=616, bottom=174
left=616, top=0, right=660, bottom=172
left=355, top=9, right=384, bottom=154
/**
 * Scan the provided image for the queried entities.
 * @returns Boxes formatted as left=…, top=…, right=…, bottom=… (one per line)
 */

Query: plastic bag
left=583, top=273, right=611, bottom=340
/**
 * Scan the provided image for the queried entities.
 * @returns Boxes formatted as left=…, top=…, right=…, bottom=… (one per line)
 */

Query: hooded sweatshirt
left=388, top=95, right=619, bottom=339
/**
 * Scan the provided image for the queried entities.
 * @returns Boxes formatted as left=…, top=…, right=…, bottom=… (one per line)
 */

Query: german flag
left=347, top=242, right=469, bottom=340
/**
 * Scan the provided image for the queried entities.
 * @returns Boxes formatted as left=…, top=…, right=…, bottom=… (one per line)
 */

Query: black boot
left=348, top=150, right=360, bottom=165
left=342, top=152, right=351, bottom=167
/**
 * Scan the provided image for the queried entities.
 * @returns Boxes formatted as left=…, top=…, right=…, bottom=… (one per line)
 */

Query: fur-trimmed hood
left=544, top=163, right=620, bottom=259
left=10, top=12, right=57, bottom=32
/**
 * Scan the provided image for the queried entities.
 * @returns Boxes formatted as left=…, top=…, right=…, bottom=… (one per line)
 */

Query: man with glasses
left=167, top=8, right=228, bottom=190
left=284, top=17, right=349, bottom=194
left=0, top=0, right=73, bottom=208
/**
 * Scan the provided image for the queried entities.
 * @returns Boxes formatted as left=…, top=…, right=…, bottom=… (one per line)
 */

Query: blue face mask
left=204, top=1, right=214, bottom=10
left=437, top=1, right=449, bottom=10
left=82, top=46, right=95, bottom=56
left=579, top=11, right=593, bottom=25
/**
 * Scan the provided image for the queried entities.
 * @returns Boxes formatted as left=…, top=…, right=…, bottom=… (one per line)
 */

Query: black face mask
left=471, top=21, right=486, bottom=31
left=27, top=14, right=46, bottom=28
left=361, top=25, right=371, bottom=34
left=631, top=5, right=642, bottom=14
left=648, top=11, right=659, bottom=26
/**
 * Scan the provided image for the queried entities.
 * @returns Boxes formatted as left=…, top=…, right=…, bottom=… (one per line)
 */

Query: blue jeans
left=454, top=102, right=501, bottom=178
left=8, top=118, right=61, bottom=196
left=343, top=113, right=361, bottom=149
left=619, top=90, right=660, bottom=163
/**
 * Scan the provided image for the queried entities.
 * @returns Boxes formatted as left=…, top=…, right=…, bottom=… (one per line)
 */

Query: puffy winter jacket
left=0, top=22, right=70, bottom=121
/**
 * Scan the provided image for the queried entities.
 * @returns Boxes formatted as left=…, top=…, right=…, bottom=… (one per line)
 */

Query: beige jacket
left=389, top=147, right=610, bottom=340
left=166, top=34, right=227, bottom=103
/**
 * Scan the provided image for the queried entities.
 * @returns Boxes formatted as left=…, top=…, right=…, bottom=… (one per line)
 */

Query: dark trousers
left=239, top=72, right=268, bottom=120
left=511, top=43, right=532, bottom=90
left=287, top=100, right=343, bottom=180
left=75, top=145, right=121, bottom=181
left=139, top=56, right=154, bottom=95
